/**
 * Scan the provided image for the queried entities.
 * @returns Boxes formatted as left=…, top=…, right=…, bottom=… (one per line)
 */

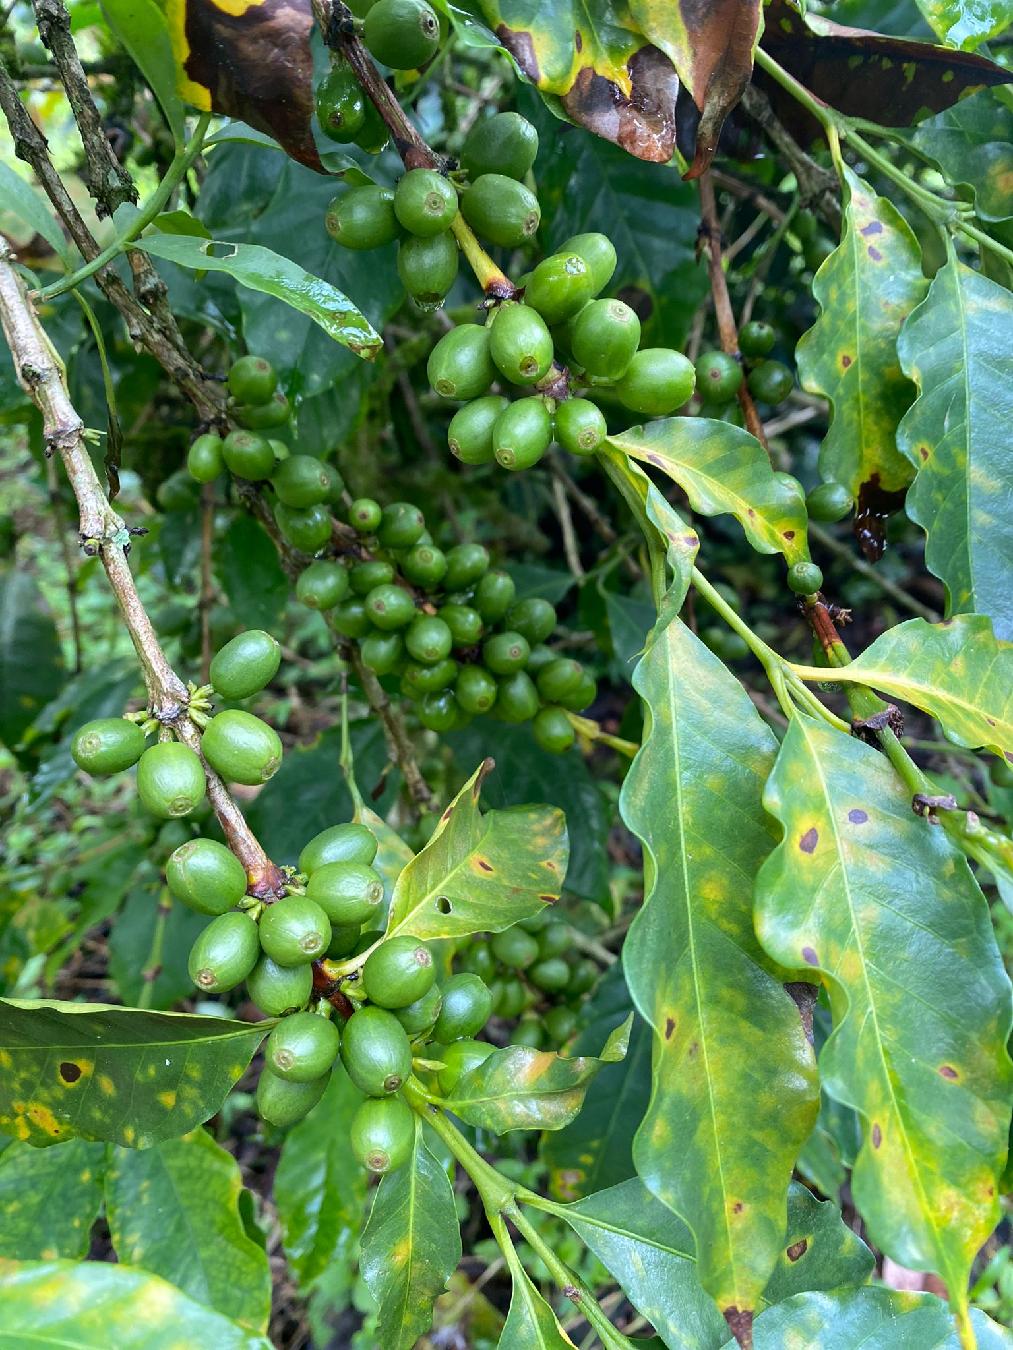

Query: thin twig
left=345, top=644, right=436, bottom=812
left=552, top=474, right=585, bottom=580
left=741, top=83, right=841, bottom=231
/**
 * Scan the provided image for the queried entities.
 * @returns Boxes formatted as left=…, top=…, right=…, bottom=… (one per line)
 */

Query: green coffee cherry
left=490, top=926, right=539, bottom=969
left=297, top=821, right=379, bottom=875
left=72, top=718, right=146, bottom=775
left=806, top=481, right=853, bottom=523
left=232, top=390, right=290, bottom=431
left=393, top=982, right=443, bottom=1036
left=536, top=657, right=583, bottom=703
left=493, top=398, right=553, bottom=471
left=524, top=253, right=593, bottom=325
left=363, top=0, right=440, bottom=69
left=296, top=561, right=349, bottom=611
left=513, top=1017, right=545, bottom=1049
left=483, top=630, right=530, bottom=675
left=398, top=231, right=458, bottom=307
left=259, top=895, right=332, bottom=965
left=695, top=350, right=742, bottom=404
left=326, top=186, right=400, bottom=250
left=201, top=710, right=282, bottom=786
left=137, top=743, right=206, bottom=819
left=571, top=299, right=640, bottom=380
left=353, top=99, right=390, bottom=154
left=247, top=955, right=314, bottom=1016
left=558, top=669, right=596, bottom=713
left=275, top=502, right=332, bottom=553
left=787, top=560, right=824, bottom=595
left=738, top=320, right=776, bottom=358
left=474, top=570, right=516, bottom=622
left=432, top=973, right=493, bottom=1042
left=362, top=935, right=436, bottom=1009
left=544, top=1005, right=578, bottom=1042
left=489, top=303, right=554, bottom=385
left=506, top=597, right=556, bottom=645
left=615, top=348, right=695, bottom=416
left=222, top=430, right=274, bottom=481
left=438, top=604, right=483, bottom=646
left=210, top=629, right=281, bottom=700
left=406, top=616, right=453, bottom=665
left=365, top=583, right=417, bottom=630
left=188, top=911, right=260, bottom=993
left=529, top=956, right=570, bottom=991
left=443, top=542, right=490, bottom=592
left=494, top=671, right=539, bottom=723
left=537, top=922, right=570, bottom=958
left=228, top=355, right=277, bottom=406
left=402, top=659, right=458, bottom=695
left=166, top=838, right=248, bottom=916
left=448, top=395, right=508, bottom=465
left=395, top=168, right=458, bottom=237
left=256, top=1067, right=329, bottom=1128
left=273, top=455, right=332, bottom=508
left=437, top=1038, right=494, bottom=1096
left=555, top=398, right=606, bottom=456
left=418, top=690, right=459, bottom=732
left=350, top=1095, right=415, bottom=1172
left=341, top=1006, right=413, bottom=1095
left=427, top=324, right=495, bottom=400
left=378, top=501, right=426, bottom=550
left=532, top=705, right=575, bottom=754
left=747, top=359, right=794, bottom=405
left=558, top=233, right=617, bottom=296
left=265, top=1011, right=341, bottom=1081
left=187, top=433, right=225, bottom=483
left=401, top=544, right=448, bottom=590
left=328, top=921, right=363, bottom=958
left=306, top=860, right=385, bottom=925
left=455, top=665, right=497, bottom=715
left=460, top=174, right=540, bottom=248
left=494, top=976, right=528, bottom=1018
left=316, top=64, right=365, bottom=143
left=350, top=560, right=395, bottom=596
left=333, top=598, right=372, bottom=638
left=361, top=631, right=404, bottom=676
left=461, top=112, right=538, bottom=182
left=349, top=497, right=383, bottom=533
left=459, top=939, right=496, bottom=981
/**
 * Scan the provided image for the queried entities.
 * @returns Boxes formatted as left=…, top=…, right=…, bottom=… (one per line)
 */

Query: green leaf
left=0, top=163, right=73, bottom=265
left=912, top=91, right=1013, bottom=222
left=795, top=167, right=927, bottom=499
left=499, top=1240, right=577, bottom=1348
left=760, top=1183, right=874, bottom=1307
left=610, top=419, right=810, bottom=564
left=152, top=208, right=212, bottom=240
left=541, top=964, right=652, bottom=1200
left=622, top=617, right=819, bottom=1319
left=813, top=615, right=1013, bottom=757
left=896, top=259, right=1013, bottom=639
left=0, top=1139, right=105, bottom=1259
left=720, top=1285, right=1011, bottom=1349
left=0, top=999, right=269, bottom=1148
left=443, top=1018, right=632, bottom=1133
left=0, top=1258, right=273, bottom=1348
left=754, top=716, right=1012, bottom=1314
left=0, top=570, right=65, bottom=753
left=133, top=234, right=382, bottom=359
left=359, top=1114, right=462, bottom=1350
left=216, top=514, right=289, bottom=632
left=107, top=890, right=206, bottom=1009
left=105, top=1128, right=271, bottom=1331
left=354, top=804, right=414, bottom=920
left=912, top=0, right=1012, bottom=49
left=274, top=1067, right=367, bottom=1290
left=100, top=0, right=186, bottom=145
left=385, top=760, right=568, bottom=942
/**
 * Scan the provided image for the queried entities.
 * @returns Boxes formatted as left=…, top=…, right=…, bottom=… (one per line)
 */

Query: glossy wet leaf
left=274, top=1067, right=367, bottom=1290
left=821, top=615, right=1013, bottom=757
left=912, top=92, right=1013, bottom=223
left=478, top=0, right=679, bottom=162
left=134, top=234, right=382, bottom=359
left=913, top=0, right=1013, bottom=49
left=611, top=418, right=810, bottom=564
left=0, top=999, right=269, bottom=1148
left=896, top=260, right=1013, bottom=639
left=719, top=1285, right=1011, bottom=1349
left=0, top=570, right=65, bottom=754
left=0, top=1257, right=273, bottom=1348
left=755, top=716, right=1012, bottom=1315
left=444, top=1018, right=631, bottom=1133
left=761, top=1183, right=874, bottom=1307
left=622, top=617, right=819, bottom=1320
left=359, top=1114, right=461, bottom=1350
left=105, top=1128, right=271, bottom=1330
left=385, top=760, right=568, bottom=942
left=0, top=1139, right=105, bottom=1260
left=796, top=167, right=927, bottom=499
left=499, top=1241, right=577, bottom=1348
left=102, top=0, right=186, bottom=145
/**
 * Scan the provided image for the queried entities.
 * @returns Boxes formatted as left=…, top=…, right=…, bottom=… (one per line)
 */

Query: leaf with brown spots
left=610, top=417, right=810, bottom=564
left=0, top=999, right=269, bottom=1149
left=621, top=615, right=818, bottom=1320
left=443, top=1017, right=631, bottom=1133
left=0, top=1258, right=274, bottom=1348
left=385, top=760, right=568, bottom=942
left=755, top=716, right=1012, bottom=1329
left=359, top=1114, right=461, bottom=1350
left=795, top=167, right=928, bottom=501
left=896, top=260, right=1013, bottom=640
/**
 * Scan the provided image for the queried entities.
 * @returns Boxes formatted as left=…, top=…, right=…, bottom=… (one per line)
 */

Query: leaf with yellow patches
left=385, top=760, right=568, bottom=942
left=755, top=715, right=1012, bottom=1331
left=0, top=1139, right=105, bottom=1260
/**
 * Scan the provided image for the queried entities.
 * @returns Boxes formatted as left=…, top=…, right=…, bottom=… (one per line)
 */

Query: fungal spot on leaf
left=440, top=806, right=453, bottom=823
left=476, top=858, right=493, bottom=872
left=871, top=1122, right=882, bottom=1147
left=574, top=29, right=582, bottom=52
left=848, top=808, right=868, bottom=824
left=784, top=529, right=795, bottom=540
left=435, top=895, right=452, bottom=915
left=732, top=1201, right=744, bottom=1213
left=786, top=1239, right=808, bottom=1262
left=799, top=827, right=819, bottom=853
left=664, top=1016, right=675, bottom=1039
left=58, top=1062, right=82, bottom=1084
left=841, top=353, right=852, bottom=368
left=646, top=453, right=664, bottom=468
left=868, top=246, right=883, bottom=261
left=539, top=894, right=557, bottom=904
left=860, top=220, right=884, bottom=236
left=688, top=1040, right=699, bottom=1059
left=802, top=946, right=819, bottom=966
left=939, top=1064, right=958, bottom=1079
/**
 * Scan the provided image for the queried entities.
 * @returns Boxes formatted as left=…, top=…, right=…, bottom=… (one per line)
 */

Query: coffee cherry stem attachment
left=565, top=711, right=638, bottom=759
left=449, top=214, right=514, bottom=299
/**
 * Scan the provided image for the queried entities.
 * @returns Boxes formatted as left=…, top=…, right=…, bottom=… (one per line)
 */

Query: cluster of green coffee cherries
left=693, top=320, right=795, bottom=414
left=70, top=630, right=285, bottom=817
left=185, top=356, right=308, bottom=489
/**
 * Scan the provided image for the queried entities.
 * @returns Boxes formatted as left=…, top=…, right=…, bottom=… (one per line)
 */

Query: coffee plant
left=0, top=0, right=1012, bottom=1345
